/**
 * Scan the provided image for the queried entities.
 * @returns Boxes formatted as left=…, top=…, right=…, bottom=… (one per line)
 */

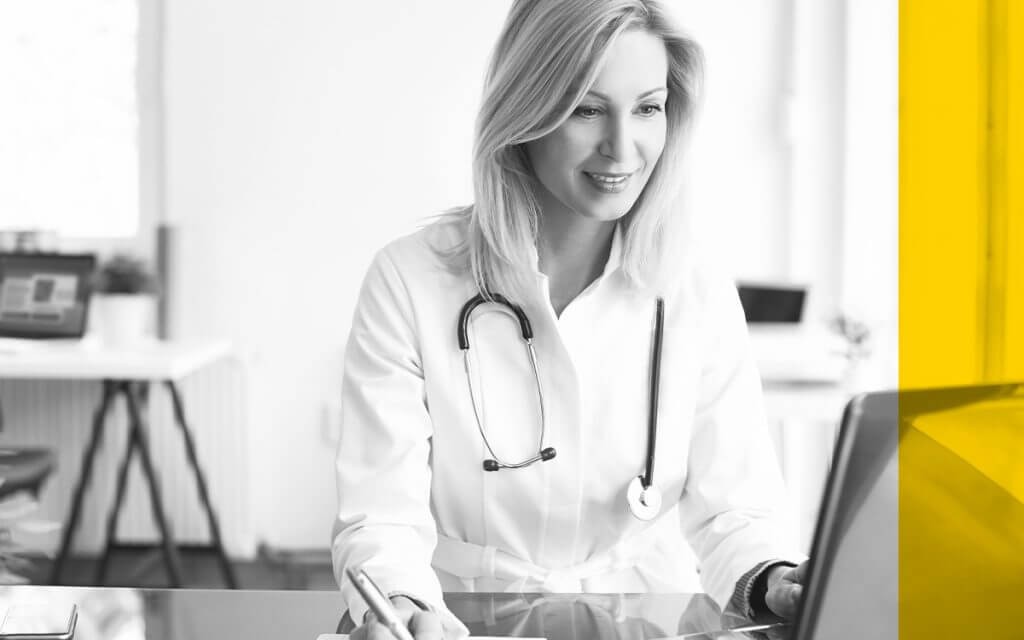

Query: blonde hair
left=436, top=0, right=703, bottom=303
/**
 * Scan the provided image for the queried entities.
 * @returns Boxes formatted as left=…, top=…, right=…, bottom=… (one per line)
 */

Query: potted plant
left=830, top=312, right=874, bottom=390
left=91, top=254, right=159, bottom=346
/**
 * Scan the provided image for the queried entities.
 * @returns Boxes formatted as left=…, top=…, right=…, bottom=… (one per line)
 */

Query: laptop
left=787, top=382, right=1023, bottom=640
left=0, top=252, right=96, bottom=342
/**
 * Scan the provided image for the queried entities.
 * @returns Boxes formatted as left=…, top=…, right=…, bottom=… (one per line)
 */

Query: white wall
left=674, top=1, right=794, bottom=280
left=842, top=0, right=899, bottom=385
left=787, top=0, right=848, bottom=322
left=163, top=0, right=513, bottom=550
left=677, top=0, right=850, bottom=324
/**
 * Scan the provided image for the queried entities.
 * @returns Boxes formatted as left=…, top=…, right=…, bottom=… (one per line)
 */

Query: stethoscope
left=457, top=293, right=665, bottom=521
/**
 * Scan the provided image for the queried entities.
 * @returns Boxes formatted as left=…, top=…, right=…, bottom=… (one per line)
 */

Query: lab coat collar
left=601, top=222, right=624, bottom=279
left=532, top=222, right=624, bottom=281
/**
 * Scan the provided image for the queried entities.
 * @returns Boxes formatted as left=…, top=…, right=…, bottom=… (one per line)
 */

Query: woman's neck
left=537, top=212, right=616, bottom=317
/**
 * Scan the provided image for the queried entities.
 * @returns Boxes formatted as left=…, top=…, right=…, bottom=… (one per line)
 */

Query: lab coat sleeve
left=331, top=247, right=458, bottom=631
left=677, top=273, right=803, bottom=612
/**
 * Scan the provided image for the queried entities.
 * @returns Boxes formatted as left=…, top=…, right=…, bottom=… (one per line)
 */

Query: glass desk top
left=0, top=586, right=780, bottom=640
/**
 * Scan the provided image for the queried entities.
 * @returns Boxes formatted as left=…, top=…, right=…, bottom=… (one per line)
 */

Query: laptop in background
left=737, top=283, right=806, bottom=324
left=0, top=253, right=96, bottom=342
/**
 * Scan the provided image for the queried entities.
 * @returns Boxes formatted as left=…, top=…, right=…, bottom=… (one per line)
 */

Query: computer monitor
left=0, top=253, right=96, bottom=339
left=793, top=382, right=1024, bottom=640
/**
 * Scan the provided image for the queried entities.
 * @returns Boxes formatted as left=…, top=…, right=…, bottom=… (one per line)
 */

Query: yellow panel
left=1005, top=0, right=1024, bottom=379
left=902, top=1, right=1024, bottom=637
left=899, top=0, right=984, bottom=389
left=981, top=0, right=1009, bottom=379
left=900, top=420, right=1024, bottom=636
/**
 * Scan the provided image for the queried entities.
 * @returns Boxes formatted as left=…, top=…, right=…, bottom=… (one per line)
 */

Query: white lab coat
left=332, top=221, right=798, bottom=630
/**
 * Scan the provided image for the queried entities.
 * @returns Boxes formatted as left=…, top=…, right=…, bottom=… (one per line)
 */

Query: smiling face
left=525, top=28, right=669, bottom=226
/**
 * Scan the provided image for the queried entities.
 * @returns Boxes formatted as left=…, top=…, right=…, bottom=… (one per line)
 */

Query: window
left=0, top=0, right=142, bottom=238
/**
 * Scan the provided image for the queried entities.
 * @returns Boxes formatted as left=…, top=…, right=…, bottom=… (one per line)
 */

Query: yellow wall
left=900, top=0, right=985, bottom=388
left=901, top=0, right=1024, bottom=636
left=901, top=0, right=1024, bottom=386
left=1006, top=0, right=1024, bottom=379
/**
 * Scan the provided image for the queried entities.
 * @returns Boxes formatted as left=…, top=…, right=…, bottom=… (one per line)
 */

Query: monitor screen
left=0, top=253, right=96, bottom=339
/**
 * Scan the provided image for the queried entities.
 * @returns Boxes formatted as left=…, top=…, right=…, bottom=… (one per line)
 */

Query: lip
left=583, top=170, right=636, bottom=194
left=583, top=170, right=636, bottom=179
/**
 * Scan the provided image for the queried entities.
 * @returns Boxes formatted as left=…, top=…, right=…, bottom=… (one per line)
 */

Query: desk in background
left=0, top=586, right=731, bottom=640
left=0, top=340, right=238, bottom=589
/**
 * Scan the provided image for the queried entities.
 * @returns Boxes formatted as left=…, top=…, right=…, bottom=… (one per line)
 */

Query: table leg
left=96, top=410, right=139, bottom=586
left=165, top=380, right=239, bottom=588
left=122, top=381, right=185, bottom=588
left=50, top=381, right=115, bottom=584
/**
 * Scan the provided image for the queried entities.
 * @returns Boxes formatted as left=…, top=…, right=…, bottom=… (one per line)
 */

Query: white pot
left=92, top=294, right=156, bottom=347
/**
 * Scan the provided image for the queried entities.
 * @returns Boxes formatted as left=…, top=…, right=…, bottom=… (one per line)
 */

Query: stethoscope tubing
left=459, top=292, right=664, bottom=492
left=644, top=297, right=665, bottom=489
left=460, top=293, right=549, bottom=470
left=462, top=342, right=548, bottom=469
left=458, top=293, right=533, bottom=348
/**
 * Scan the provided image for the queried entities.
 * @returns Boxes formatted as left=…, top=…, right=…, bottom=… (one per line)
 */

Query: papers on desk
left=0, top=603, right=78, bottom=638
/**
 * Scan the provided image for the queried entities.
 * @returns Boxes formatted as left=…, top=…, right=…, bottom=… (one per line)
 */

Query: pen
left=346, top=567, right=417, bottom=640
left=669, top=622, right=791, bottom=639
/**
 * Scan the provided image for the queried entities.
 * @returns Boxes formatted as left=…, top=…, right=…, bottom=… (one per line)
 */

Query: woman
left=335, top=1, right=806, bottom=638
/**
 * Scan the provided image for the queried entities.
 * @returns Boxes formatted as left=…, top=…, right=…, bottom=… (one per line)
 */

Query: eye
left=637, top=103, right=665, bottom=116
left=572, top=105, right=603, bottom=119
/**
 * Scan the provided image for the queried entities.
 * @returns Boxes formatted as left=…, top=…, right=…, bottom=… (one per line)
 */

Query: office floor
left=27, top=547, right=339, bottom=591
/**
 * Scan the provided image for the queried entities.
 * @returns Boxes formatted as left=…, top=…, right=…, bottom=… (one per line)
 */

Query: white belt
left=432, top=524, right=665, bottom=593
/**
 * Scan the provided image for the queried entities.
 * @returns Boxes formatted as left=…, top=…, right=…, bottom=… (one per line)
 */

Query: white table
left=0, top=338, right=238, bottom=589
left=0, top=338, right=230, bottom=380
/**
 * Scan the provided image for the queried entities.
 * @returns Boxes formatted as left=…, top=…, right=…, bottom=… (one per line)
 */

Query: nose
left=597, top=115, right=639, bottom=164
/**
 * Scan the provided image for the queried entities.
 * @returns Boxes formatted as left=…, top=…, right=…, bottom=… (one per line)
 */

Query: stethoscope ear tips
left=483, top=449, right=555, bottom=471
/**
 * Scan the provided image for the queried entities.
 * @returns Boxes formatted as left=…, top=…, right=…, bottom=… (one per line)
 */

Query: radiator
left=0, top=358, right=250, bottom=558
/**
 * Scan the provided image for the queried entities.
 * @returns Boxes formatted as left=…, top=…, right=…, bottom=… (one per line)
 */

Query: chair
left=0, top=447, right=57, bottom=583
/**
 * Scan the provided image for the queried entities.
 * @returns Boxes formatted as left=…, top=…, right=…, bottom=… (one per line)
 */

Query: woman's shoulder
left=377, top=211, right=467, bottom=260
left=665, top=250, right=740, bottom=309
left=658, top=253, right=750, bottom=351
left=371, top=210, right=471, bottom=282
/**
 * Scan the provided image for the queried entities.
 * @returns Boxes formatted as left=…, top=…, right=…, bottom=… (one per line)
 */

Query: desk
left=0, top=586, right=735, bottom=640
left=0, top=340, right=238, bottom=589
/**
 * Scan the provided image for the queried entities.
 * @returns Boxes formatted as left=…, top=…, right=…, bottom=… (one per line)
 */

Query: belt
left=432, top=524, right=666, bottom=593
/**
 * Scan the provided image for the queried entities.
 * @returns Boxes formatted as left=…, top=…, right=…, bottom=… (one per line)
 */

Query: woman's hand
left=350, top=596, right=444, bottom=640
left=764, top=560, right=808, bottom=619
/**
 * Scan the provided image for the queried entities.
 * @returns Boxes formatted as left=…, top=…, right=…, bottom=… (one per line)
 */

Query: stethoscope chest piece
left=627, top=475, right=661, bottom=521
